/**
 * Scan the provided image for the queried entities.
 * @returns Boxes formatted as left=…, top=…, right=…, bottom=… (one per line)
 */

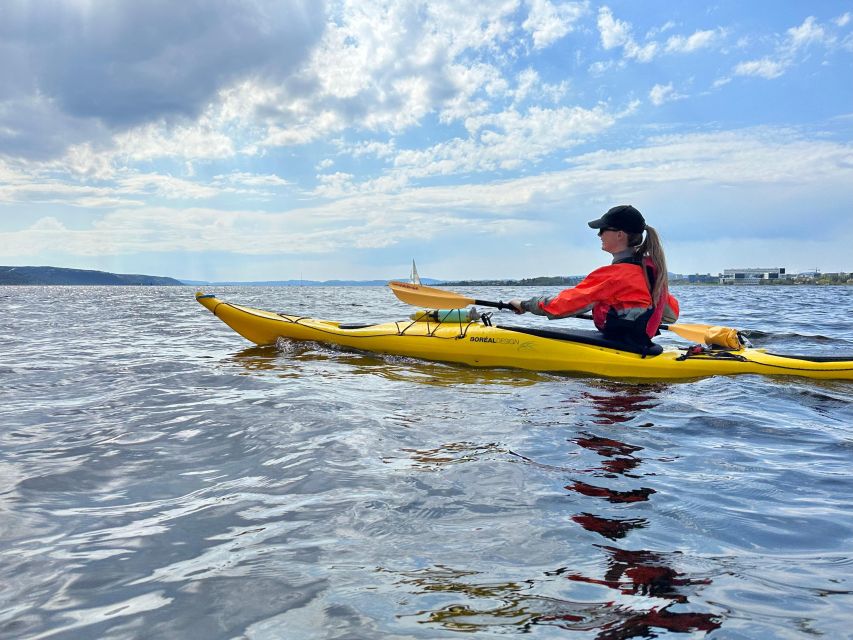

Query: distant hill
left=0, top=266, right=183, bottom=286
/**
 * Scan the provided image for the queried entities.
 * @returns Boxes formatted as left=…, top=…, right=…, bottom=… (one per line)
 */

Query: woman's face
left=598, top=228, right=629, bottom=254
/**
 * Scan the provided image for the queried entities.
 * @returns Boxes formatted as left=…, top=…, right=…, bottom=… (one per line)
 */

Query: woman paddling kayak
left=509, top=205, right=680, bottom=349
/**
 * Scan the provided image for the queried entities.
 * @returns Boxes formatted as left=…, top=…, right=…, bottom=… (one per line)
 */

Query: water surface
left=2, top=285, right=852, bottom=639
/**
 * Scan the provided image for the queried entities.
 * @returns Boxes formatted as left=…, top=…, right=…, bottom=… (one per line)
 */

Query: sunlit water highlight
left=1, top=285, right=852, bottom=639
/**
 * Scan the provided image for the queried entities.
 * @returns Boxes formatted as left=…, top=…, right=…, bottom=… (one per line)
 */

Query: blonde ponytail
left=638, top=225, right=668, bottom=303
left=627, top=225, right=668, bottom=302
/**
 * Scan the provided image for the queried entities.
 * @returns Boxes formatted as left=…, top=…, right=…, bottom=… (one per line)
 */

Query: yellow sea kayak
left=195, top=293, right=853, bottom=381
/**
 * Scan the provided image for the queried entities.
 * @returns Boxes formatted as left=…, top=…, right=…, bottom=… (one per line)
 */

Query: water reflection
left=389, top=441, right=508, bottom=471
left=567, top=427, right=654, bottom=502
left=225, top=343, right=549, bottom=387
left=552, top=547, right=711, bottom=604
left=574, top=433, right=643, bottom=478
left=394, top=560, right=720, bottom=637
left=558, top=387, right=721, bottom=638
left=566, top=481, right=656, bottom=503
left=549, top=546, right=720, bottom=637
left=565, top=386, right=664, bottom=425
left=570, top=513, right=647, bottom=540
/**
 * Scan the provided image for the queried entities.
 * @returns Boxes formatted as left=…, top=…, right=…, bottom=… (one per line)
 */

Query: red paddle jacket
left=519, top=256, right=679, bottom=344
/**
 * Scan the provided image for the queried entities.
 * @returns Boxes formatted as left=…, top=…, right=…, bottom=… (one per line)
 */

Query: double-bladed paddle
left=389, top=281, right=518, bottom=311
left=388, top=281, right=742, bottom=348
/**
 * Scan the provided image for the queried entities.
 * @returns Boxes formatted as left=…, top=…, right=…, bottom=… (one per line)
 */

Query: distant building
left=687, top=273, right=717, bottom=284
left=720, top=267, right=787, bottom=284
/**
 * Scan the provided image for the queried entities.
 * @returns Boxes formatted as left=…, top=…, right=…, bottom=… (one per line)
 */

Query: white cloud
left=0, top=163, right=290, bottom=209
left=0, top=1, right=325, bottom=163
left=597, top=7, right=632, bottom=49
left=588, top=60, right=621, bottom=75
left=213, top=172, right=291, bottom=187
left=0, top=200, right=534, bottom=258
left=0, top=0, right=532, bottom=173
left=729, top=15, right=842, bottom=82
left=541, top=79, right=571, bottom=103
left=563, top=129, right=853, bottom=189
left=665, top=29, right=721, bottom=53
left=0, top=175, right=143, bottom=208
left=596, top=6, right=658, bottom=62
left=345, top=140, right=397, bottom=159
left=734, top=57, right=786, bottom=79
left=113, top=121, right=237, bottom=163
left=113, top=174, right=222, bottom=200
left=649, top=83, right=686, bottom=106
left=4, top=129, right=850, bottom=262
left=514, top=68, right=541, bottom=103
left=522, top=0, right=587, bottom=49
left=29, top=217, right=68, bottom=232
left=437, top=62, right=508, bottom=123
left=314, top=172, right=356, bottom=198
left=64, top=143, right=118, bottom=180
left=274, top=0, right=521, bottom=142
left=787, top=16, right=828, bottom=48
left=646, top=20, right=675, bottom=39
left=0, top=78, right=614, bottom=210
left=391, top=104, right=617, bottom=180
left=0, top=159, right=33, bottom=187
left=510, top=68, right=570, bottom=104
left=624, top=40, right=658, bottom=62
left=835, top=12, right=851, bottom=27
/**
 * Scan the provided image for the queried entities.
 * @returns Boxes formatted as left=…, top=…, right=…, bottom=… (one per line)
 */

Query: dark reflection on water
left=549, top=546, right=721, bottom=635
left=568, top=387, right=664, bottom=425
left=391, top=386, right=724, bottom=639
left=395, top=555, right=721, bottom=638
left=2, top=285, right=853, bottom=639
left=571, top=513, right=648, bottom=539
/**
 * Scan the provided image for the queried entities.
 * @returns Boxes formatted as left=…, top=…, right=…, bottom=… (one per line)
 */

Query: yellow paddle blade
left=388, top=281, right=474, bottom=309
left=663, top=323, right=710, bottom=343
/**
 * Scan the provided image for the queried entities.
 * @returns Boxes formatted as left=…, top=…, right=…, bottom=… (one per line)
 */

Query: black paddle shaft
left=474, top=298, right=593, bottom=316
left=473, top=298, right=518, bottom=312
left=471, top=304, right=666, bottom=328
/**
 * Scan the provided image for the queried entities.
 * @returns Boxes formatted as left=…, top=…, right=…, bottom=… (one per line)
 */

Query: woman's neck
left=611, top=248, right=636, bottom=263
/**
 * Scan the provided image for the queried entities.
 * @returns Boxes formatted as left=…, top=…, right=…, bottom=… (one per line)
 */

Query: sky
left=1, top=0, right=852, bottom=281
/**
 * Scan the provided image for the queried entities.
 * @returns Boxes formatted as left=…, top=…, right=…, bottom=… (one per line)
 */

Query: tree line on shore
left=448, top=273, right=853, bottom=286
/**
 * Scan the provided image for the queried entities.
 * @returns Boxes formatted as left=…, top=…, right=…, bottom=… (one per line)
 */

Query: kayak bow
left=195, top=293, right=853, bottom=381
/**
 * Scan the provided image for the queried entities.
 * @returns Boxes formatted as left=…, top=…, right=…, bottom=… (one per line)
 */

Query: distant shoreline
left=0, top=266, right=182, bottom=286
left=2, top=265, right=850, bottom=286
left=446, top=278, right=853, bottom=287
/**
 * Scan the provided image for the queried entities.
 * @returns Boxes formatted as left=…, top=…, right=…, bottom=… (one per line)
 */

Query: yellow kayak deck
left=196, top=294, right=853, bottom=380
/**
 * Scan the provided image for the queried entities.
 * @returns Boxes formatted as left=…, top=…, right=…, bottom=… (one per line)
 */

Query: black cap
left=587, top=205, right=646, bottom=233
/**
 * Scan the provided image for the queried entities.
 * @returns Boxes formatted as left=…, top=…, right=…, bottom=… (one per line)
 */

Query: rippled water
left=2, top=285, right=853, bottom=639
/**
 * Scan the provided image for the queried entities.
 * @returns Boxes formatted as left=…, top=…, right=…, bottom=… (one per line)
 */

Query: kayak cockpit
left=499, top=325, right=664, bottom=356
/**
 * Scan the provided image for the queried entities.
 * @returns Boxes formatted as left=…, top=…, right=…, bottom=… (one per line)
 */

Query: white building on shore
left=720, top=267, right=787, bottom=284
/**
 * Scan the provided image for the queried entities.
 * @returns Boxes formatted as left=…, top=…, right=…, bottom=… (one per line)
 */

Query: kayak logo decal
left=470, top=336, right=519, bottom=345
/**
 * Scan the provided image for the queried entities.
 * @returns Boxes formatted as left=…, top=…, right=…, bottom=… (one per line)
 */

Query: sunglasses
left=597, top=227, right=619, bottom=236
